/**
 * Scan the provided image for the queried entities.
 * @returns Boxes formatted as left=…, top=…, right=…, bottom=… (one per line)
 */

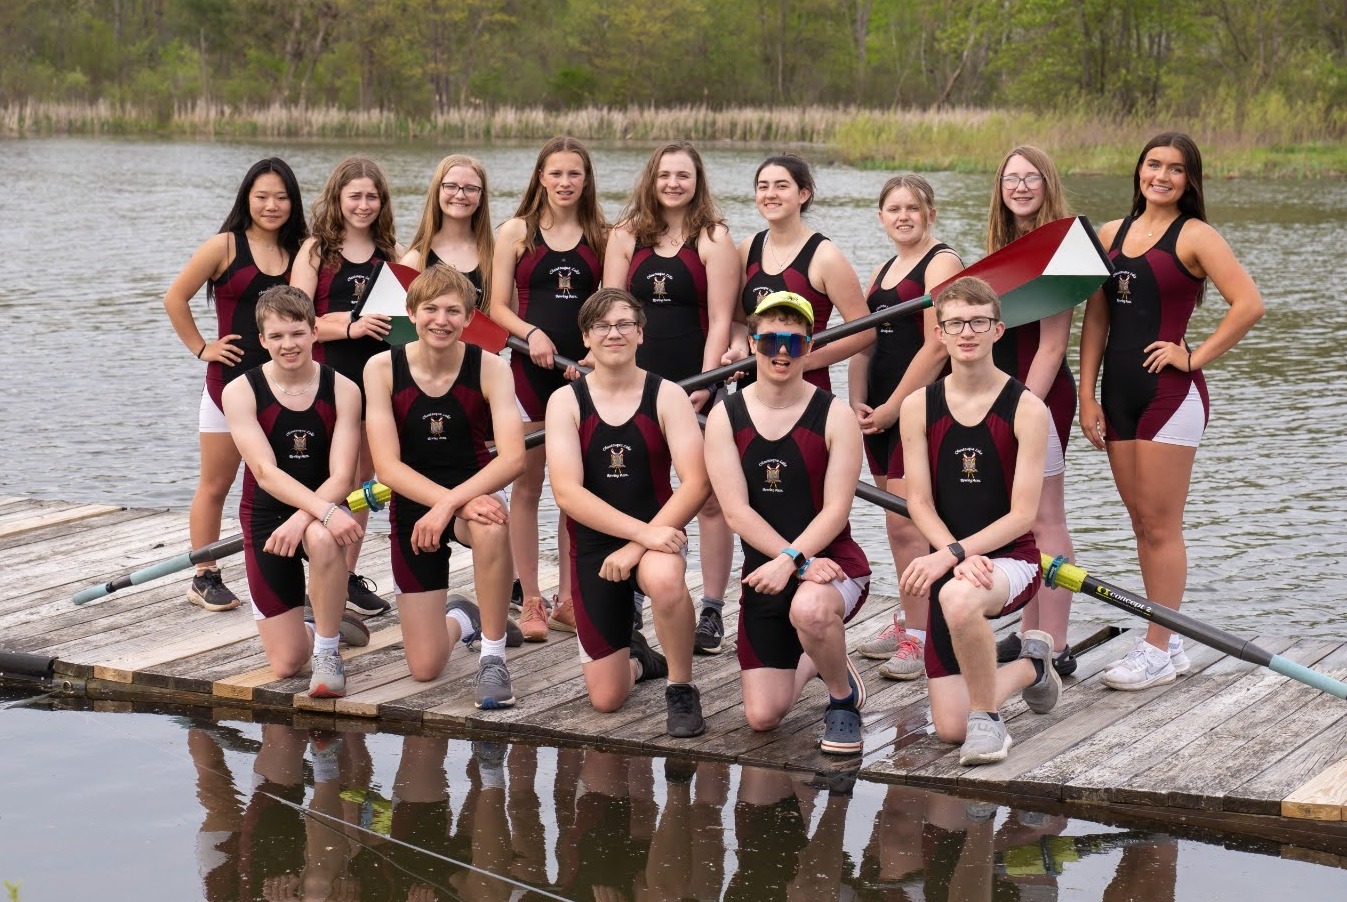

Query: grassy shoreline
left=4, top=101, right=1344, bottom=178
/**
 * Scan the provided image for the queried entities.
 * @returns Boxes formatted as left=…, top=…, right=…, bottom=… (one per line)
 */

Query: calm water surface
left=2, top=138, right=1346, bottom=899
left=1, top=699, right=1342, bottom=901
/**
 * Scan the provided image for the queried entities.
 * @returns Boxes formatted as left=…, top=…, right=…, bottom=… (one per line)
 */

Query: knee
left=700, top=493, right=723, bottom=518
left=1131, top=505, right=1181, bottom=545
left=469, top=519, right=511, bottom=552
left=268, top=650, right=308, bottom=680
left=937, top=585, right=983, bottom=632
left=641, top=556, right=687, bottom=603
left=745, top=705, right=784, bottom=733
left=933, top=716, right=967, bottom=745
left=788, top=593, right=835, bottom=638
left=589, top=685, right=629, bottom=714
left=408, top=657, right=446, bottom=682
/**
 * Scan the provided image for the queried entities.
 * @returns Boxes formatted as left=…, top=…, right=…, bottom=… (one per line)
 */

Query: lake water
left=2, top=138, right=1346, bottom=899
left=2, top=697, right=1343, bottom=901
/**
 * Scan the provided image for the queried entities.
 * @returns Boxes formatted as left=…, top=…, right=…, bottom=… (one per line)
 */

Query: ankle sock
left=907, top=628, right=926, bottom=643
left=480, top=635, right=507, bottom=659
left=701, top=596, right=724, bottom=612
left=447, top=608, right=475, bottom=637
left=829, top=689, right=856, bottom=709
left=314, top=633, right=340, bottom=655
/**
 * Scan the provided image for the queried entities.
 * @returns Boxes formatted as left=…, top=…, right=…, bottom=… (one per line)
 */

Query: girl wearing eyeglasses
left=488, top=136, right=608, bottom=640
left=401, top=155, right=494, bottom=311
left=739, top=154, right=870, bottom=391
left=984, top=145, right=1079, bottom=678
left=603, top=140, right=741, bottom=655
left=291, top=155, right=404, bottom=616
left=1080, top=133, right=1263, bottom=690
left=849, top=175, right=964, bottom=681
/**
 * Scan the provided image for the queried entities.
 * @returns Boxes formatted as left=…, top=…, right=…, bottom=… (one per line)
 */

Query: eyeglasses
left=440, top=182, right=483, bottom=197
left=589, top=320, right=640, bottom=336
left=752, top=332, right=812, bottom=358
left=938, top=317, right=999, bottom=335
left=1000, top=174, right=1044, bottom=189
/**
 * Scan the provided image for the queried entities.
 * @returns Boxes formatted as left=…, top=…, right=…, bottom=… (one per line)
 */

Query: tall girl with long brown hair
left=292, top=155, right=404, bottom=616
left=488, top=137, right=607, bottom=640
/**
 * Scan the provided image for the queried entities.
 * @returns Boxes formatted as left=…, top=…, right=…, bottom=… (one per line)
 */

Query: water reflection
left=161, top=717, right=1333, bottom=902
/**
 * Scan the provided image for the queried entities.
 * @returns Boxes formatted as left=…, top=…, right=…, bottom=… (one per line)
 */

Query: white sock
left=1169, top=636, right=1183, bottom=650
left=908, top=629, right=926, bottom=643
left=447, top=608, right=475, bottom=638
left=314, top=633, right=340, bottom=655
left=480, top=635, right=507, bottom=659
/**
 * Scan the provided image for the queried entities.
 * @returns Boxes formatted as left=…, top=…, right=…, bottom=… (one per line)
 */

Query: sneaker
left=473, top=740, right=508, bottom=769
left=308, top=650, right=346, bottom=698
left=346, top=573, right=391, bottom=616
left=631, top=629, right=668, bottom=683
left=510, top=578, right=523, bottom=615
left=1109, top=637, right=1189, bottom=675
left=632, top=593, right=644, bottom=633
left=1018, top=629, right=1062, bottom=714
left=474, top=655, right=516, bottom=709
left=303, top=609, right=370, bottom=647
left=1053, top=644, right=1078, bottom=678
left=548, top=596, right=577, bottom=632
left=446, top=595, right=483, bottom=646
left=664, top=757, right=698, bottom=783
left=693, top=607, right=725, bottom=655
left=858, top=613, right=904, bottom=660
left=187, top=569, right=241, bottom=612
left=1101, top=641, right=1176, bottom=691
left=518, top=596, right=549, bottom=642
left=505, top=617, right=524, bottom=648
left=666, top=683, right=706, bottom=738
left=878, top=632, right=925, bottom=681
left=995, top=631, right=1022, bottom=664
left=820, top=703, right=863, bottom=756
left=960, top=712, right=1011, bottom=766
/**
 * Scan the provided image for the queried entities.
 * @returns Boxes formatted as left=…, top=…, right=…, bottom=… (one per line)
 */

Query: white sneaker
left=1109, top=637, right=1190, bottom=674
left=1101, top=642, right=1176, bottom=690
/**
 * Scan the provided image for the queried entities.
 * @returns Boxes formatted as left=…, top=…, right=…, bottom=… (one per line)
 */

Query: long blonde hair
left=617, top=140, right=725, bottom=248
left=309, top=156, right=398, bottom=270
left=986, top=145, right=1070, bottom=253
left=407, top=154, right=493, bottom=309
left=513, top=136, right=607, bottom=260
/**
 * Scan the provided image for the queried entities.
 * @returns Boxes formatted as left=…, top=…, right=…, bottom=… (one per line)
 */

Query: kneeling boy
left=898, top=276, right=1061, bottom=766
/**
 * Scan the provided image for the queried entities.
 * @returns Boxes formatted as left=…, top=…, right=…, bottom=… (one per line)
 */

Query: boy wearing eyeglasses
left=545, top=288, right=711, bottom=737
left=898, top=276, right=1060, bottom=766
left=703, top=290, right=871, bottom=755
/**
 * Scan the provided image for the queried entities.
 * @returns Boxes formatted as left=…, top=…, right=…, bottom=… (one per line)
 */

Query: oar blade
left=462, top=311, right=512, bottom=354
left=935, top=215, right=1113, bottom=329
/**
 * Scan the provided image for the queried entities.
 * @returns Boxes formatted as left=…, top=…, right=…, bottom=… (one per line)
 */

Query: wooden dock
left=5, top=496, right=1347, bottom=844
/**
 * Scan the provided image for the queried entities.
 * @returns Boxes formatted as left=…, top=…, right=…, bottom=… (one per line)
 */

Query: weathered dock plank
left=5, top=497, right=1347, bottom=837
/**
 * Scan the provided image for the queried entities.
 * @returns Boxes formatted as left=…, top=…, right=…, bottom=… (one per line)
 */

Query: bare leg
left=696, top=492, right=733, bottom=602
left=640, top=550, right=694, bottom=684
left=1023, top=473, right=1075, bottom=651
left=790, top=582, right=850, bottom=700
left=882, top=475, right=930, bottom=632
left=343, top=429, right=376, bottom=573
left=191, top=432, right=241, bottom=567
left=510, top=442, right=546, bottom=600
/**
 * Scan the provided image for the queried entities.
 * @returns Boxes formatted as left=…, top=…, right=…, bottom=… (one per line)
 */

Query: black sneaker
left=632, top=592, right=644, bottom=634
left=1053, top=643, right=1078, bottom=678
left=630, top=630, right=668, bottom=683
left=666, top=683, right=706, bottom=738
left=187, top=569, right=241, bottom=612
left=510, top=578, right=523, bottom=616
left=346, top=573, right=391, bottom=616
left=693, top=607, right=724, bottom=655
left=995, top=631, right=1022, bottom=664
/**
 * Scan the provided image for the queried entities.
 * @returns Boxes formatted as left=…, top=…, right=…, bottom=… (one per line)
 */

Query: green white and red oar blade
left=353, top=261, right=424, bottom=346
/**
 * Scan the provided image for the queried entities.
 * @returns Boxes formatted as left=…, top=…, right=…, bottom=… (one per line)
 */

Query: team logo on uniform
left=650, top=272, right=671, bottom=304
left=287, top=429, right=314, bottom=460
left=604, top=443, right=630, bottom=478
left=753, top=286, right=773, bottom=305
left=760, top=458, right=786, bottom=493
left=429, top=414, right=445, bottom=437
left=1114, top=271, right=1134, bottom=305
left=551, top=265, right=582, bottom=300
left=875, top=303, right=894, bottom=334
left=957, top=447, right=981, bottom=484
left=349, top=274, right=370, bottom=304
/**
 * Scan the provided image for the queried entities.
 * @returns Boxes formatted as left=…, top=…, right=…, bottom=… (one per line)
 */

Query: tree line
left=4, top=0, right=1344, bottom=135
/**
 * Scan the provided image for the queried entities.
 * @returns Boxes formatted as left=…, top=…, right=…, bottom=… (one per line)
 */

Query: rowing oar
left=853, top=482, right=1347, bottom=701
left=676, top=214, right=1113, bottom=394
left=73, top=534, right=246, bottom=605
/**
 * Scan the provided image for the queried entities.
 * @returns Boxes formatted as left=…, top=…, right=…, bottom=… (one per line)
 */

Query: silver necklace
left=270, top=364, right=318, bottom=396
left=756, top=392, right=805, bottom=410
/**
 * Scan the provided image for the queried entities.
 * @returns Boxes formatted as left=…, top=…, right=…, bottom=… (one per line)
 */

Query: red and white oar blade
left=462, top=311, right=512, bottom=354
left=933, top=215, right=1113, bottom=329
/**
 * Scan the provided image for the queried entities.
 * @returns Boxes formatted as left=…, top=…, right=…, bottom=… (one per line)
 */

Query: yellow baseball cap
left=752, top=290, right=814, bottom=328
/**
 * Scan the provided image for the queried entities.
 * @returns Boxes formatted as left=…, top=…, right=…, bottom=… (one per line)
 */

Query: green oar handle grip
left=1269, top=656, right=1347, bottom=700
left=72, top=534, right=246, bottom=605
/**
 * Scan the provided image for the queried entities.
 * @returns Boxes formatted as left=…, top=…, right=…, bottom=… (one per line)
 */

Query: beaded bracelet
left=321, top=503, right=339, bottom=526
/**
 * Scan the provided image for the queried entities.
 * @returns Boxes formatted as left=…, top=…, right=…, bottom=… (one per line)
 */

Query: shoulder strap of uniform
left=1110, top=217, right=1135, bottom=251
left=792, top=232, right=828, bottom=272
left=747, top=230, right=768, bottom=263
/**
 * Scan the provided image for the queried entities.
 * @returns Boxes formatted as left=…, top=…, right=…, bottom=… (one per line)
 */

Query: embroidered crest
left=429, top=414, right=445, bottom=437
left=558, top=271, right=572, bottom=293
left=652, top=273, right=669, bottom=301
left=293, top=432, right=308, bottom=454
left=1114, top=271, right=1134, bottom=304
left=608, top=445, right=626, bottom=476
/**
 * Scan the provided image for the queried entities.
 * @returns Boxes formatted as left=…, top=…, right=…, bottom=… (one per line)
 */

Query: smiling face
left=755, top=164, right=809, bottom=224
left=934, top=299, right=1003, bottom=364
left=879, top=185, right=932, bottom=248
left=541, top=151, right=586, bottom=210
left=260, top=312, right=318, bottom=369
left=411, top=291, right=472, bottom=349
left=1137, top=145, right=1188, bottom=211
left=438, top=164, right=484, bottom=221
left=655, top=151, right=697, bottom=212
left=340, top=176, right=381, bottom=232
left=752, top=312, right=812, bottom=383
left=999, top=153, right=1044, bottom=229
left=247, top=172, right=292, bottom=235
left=582, top=300, right=643, bottom=365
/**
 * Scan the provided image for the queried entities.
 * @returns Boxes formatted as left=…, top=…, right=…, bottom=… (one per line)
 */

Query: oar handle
left=73, top=534, right=246, bottom=605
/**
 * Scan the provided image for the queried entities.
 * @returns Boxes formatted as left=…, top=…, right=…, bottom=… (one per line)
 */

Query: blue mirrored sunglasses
left=752, top=332, right=812, bottom=358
